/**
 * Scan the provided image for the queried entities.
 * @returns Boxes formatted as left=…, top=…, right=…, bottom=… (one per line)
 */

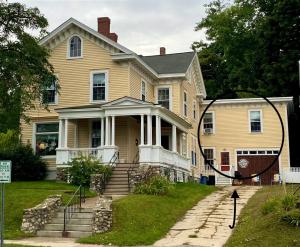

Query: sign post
left=0, top=160, right=11, bottom=247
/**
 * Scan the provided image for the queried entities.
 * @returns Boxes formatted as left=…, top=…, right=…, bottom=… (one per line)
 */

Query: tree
left=0, top=1, right=57, bottom=132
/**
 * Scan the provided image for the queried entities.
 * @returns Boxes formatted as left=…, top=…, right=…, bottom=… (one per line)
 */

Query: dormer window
left=69, top=35, right=82, bottom=58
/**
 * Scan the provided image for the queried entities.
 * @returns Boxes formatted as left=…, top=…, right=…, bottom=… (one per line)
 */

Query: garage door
left=237, top=150, right=279, bottom=185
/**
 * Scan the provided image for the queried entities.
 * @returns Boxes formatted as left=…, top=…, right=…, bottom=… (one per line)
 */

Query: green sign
left=0, top=161, right=11, bottom=183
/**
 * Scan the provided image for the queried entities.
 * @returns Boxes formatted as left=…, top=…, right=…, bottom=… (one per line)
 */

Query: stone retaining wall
left=21, top=195, right=62, bottom=233
left=92, top=196, right=112, bottom=233
left=90, top=174, right=104, bottom=194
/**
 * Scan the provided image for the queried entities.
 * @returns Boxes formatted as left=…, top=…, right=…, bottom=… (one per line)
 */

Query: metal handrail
left=101, top=151, right=119, bottom=193
left=63, top=185, right=85, bottom=236
left=127, top=151, right=139, bottom=191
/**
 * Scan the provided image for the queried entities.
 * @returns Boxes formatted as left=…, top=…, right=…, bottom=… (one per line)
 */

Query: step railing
left=127, top=151, right=140, bottom=191
left=62, top=185, right=85, bottom=237
left=101, top=151, right=119, bottom=192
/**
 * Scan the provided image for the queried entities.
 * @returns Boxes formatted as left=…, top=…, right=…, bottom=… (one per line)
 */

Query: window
left=69, top=36, right=82, bottom=58
left=249, top=110, right=262, bottom=133
left=193, top=100, right=196, bottom=120
left=157, top=87, right=170, bottom=109
left=183, top=91, right=188, bottom=117
left=141, top=81, right=146, bottom=101
left=42, top=80, right=57, bottom=104
left=203, top=112, right=214, bottom=132
left=191, top=136, right=197, bottom=166
left=204, top=148, right=214, bottom=170
left=91, top=71, right=108, bottom=102
left=91, top=121, right=101, bottom=148
left=35, top=123, right=59, bottom=156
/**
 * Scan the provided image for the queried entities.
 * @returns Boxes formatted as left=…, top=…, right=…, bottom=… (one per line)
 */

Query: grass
left=79, top=183, right=217, bottom=246
left=3, top=181, right=96, bottom=240
left=225, top=185, right=300, bottom=247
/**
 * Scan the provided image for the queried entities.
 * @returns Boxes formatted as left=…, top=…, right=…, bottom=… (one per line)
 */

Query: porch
left=55, top=97, right=191, bottom=172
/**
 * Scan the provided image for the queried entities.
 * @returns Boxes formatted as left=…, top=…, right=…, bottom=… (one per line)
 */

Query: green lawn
left=79, top=183, right=217, bottom=246
left=3, top=181, right=95, bottom=240
left=225, top=185, right=300, bottom=247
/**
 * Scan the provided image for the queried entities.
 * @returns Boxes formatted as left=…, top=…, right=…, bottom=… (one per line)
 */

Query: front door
left=221, top=152, right=230, bottom=171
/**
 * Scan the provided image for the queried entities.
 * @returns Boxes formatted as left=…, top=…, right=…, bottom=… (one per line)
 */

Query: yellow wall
left=199, top=101, right=290, bottom=175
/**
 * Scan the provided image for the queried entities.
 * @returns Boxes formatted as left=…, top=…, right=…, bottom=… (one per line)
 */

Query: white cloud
left=10, top=0, right=209, bottom=55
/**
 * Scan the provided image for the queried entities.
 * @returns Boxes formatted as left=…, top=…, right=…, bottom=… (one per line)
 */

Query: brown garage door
left=237, top=154, right=279, bottom=185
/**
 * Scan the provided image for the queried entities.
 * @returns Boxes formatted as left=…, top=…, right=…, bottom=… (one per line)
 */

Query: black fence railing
left=100, top=151, right=119, bottom=193
left=62, top=185, right=85, bottom=237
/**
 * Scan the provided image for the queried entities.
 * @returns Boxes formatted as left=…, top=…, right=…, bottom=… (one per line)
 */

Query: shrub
left=261, top=198, right=279, bottom=215
left=0, top=144, right=47, bottom=181
left=281, top=209, right=300, bottom=227
left=281, top=194, right=297, bottom=211
left=0, top=129, right=20, bottom=153
left=134, top=175, right=174, bottom=196
left=67, top=155, right=112, bottom=186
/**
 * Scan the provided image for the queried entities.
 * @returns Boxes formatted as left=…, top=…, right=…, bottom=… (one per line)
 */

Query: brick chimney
left=160, top=47, right=166, bottom=55
left=97, top=17, right=118, bottom=42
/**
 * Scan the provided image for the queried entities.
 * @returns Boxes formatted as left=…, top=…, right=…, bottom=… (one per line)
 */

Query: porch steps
left=215, top=176, right=232, bottom=186
left=103, top=163, right=139, bottom=195
left=36, top=207, right=93, bottom=238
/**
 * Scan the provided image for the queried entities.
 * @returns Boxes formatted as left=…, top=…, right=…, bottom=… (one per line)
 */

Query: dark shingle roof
left=139, top=52, right=195, bottom=74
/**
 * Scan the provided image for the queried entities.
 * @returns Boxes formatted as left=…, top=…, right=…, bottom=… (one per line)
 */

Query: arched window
left=69, top=36, right=82, bottom=58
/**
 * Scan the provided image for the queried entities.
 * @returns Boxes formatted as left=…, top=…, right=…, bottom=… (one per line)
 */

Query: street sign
left=0, top=161, right=11, bottom=183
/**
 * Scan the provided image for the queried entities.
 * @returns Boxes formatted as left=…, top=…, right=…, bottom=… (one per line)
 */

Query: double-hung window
left=249, top=110, right=262, bottom=133
left=35, top=123, right=59, bottom=156
left=183, top=91, right=188, bottom=117
left=157, top=87, right=170, bottom=110
left=91, top=71, right=108, bottom=102
left=69, top=35, right=82, bottom=58
left=42, top=80, right=57, bottom=104
left=203, top=112, right=214, bottom=133
left=191, top=136, right=197, bottom=166
left=141, top=81, right=146, bottom=101
left=203, top=148, right=214, bottom=170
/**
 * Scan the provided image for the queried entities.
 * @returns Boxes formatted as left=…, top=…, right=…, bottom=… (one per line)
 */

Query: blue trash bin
left=200, top=176, right=208, bottom=184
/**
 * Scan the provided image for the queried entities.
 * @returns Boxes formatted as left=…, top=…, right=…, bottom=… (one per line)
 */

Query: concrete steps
left=36, top=207, right=94, bottom=238
left=215, top=176, right=232, bottom=186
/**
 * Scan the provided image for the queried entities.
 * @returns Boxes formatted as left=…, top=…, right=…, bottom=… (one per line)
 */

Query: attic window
left=69, top=35, right=82, bottom=58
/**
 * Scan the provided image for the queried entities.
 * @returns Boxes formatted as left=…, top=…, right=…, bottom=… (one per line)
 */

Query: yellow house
left=199, top=97, right=293, bottom=185
left=21, top=17, right=206, bottom=181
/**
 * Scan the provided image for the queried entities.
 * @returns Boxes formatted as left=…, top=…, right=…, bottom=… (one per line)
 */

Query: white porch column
left=156, top=115, right=161, bottom=146
left=111, top=116, right=115, bottom=146
left=64, top=119, right=68, bottom=148
left=58, top=119, right=63, bottom=148
left=172, top=125, right=177, bottom=152
left=105, top=116, right=110, bottom=146
left=147, top=114, right=152, bottom=145
left=101, top=117, right=104, bottom=147
left=140, top=115, right=144, bottom=145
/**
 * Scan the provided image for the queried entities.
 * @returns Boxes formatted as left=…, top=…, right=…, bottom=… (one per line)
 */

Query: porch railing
left=56, top=147, right=103, bottom=164
left=62, top=185, right=85, bottom=237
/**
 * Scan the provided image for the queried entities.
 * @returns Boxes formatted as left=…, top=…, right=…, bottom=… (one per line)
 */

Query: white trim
left=203, top=96, right=293, bottom=105
left=202, top=111, right=216, bottom=134
left=66, top=34, right=83, bottom=59
left=140, top=80, right=147, bottom=101
left=155, top=85, right=172, bottom=111
left=248, top=109, right=263, bottom=133
left=90, top=70, right=109, bottom=103
left=284, top=105, right=291, bottom=168
left=183, top=90, right=188, bottom=117
left=192, top=99, right=197, bottom=120
left=202, top=147, right=216, bottom=171
left=157, top=73, right=186, bottom=79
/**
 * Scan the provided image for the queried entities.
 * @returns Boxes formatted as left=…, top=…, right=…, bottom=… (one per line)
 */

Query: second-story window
left=157, top=87, right=170, bottom=110
left=141, top=80, right=146, bottom=101
left=203, top=112, right=214, bottom=134
left=91, top=71, right=108, bottom=102
left=249, top=110, right=262, bottom=133
left=183, top=91, right=188, bottom=117
left=42, top=80, right=57, bottom=105
left=69, top=35, right=82, bottom=58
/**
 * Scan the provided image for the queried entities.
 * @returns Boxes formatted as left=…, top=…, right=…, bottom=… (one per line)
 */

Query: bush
left=281, top=194, right=297, bottom=211
left=281, top=209, right=300, bottom=227
left=0, top=129, right=20, bottom=153
left=261, top=198, right=279, bottom=215
left=0, top=144, right=47, bottom=181
left=134, top=175, right=174, bottom=196
left=67, top=155, right=112, bottom=186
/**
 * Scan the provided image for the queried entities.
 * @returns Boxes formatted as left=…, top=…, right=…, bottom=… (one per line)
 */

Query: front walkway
left=154, top=186, right=260, bottom=247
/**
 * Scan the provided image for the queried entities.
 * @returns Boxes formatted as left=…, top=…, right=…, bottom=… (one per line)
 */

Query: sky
left=13, top=0, right=211, bottom=55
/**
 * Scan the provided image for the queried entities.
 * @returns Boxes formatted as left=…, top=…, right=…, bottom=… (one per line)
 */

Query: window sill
left=40, top=155, right=56, bottom=159
left=66, top=56, right=83, bottom=60
left=90, top=100, right=107, bottom=104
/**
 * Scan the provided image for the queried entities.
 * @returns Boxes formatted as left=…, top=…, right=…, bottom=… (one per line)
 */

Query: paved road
left=154, top=186, right=260, bottom=247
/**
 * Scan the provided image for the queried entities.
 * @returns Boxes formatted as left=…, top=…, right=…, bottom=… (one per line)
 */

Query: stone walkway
left=154, top=186, right=260, bottom=247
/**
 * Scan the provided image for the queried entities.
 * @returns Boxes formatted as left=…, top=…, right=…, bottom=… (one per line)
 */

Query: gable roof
left=39, top=18, right=134, bottom=54
left=139, top=52, right=196, bottom=74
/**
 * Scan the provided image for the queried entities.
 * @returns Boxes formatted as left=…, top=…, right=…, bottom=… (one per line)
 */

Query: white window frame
left=203, top=147, right=216, bottom=171
left=156, top=85, right=172, bottom=110
left=191, top=135, right=197, bottom=166
left=141, top=80, right=147, bottom=101
left=193, top=100, right=197, bottom=120
left=90, top=70, right=109, bottom=103
left=248, top=109, right=263, bottom=133
left=202, top=111, right=215, bottom=134
left=32, top=121, right=59, bottom=158
left=183, top=91, right=188, bottom=117
left=67, top=35, right=83, bottom=59
left=42, top=77, right=59, bottom=105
